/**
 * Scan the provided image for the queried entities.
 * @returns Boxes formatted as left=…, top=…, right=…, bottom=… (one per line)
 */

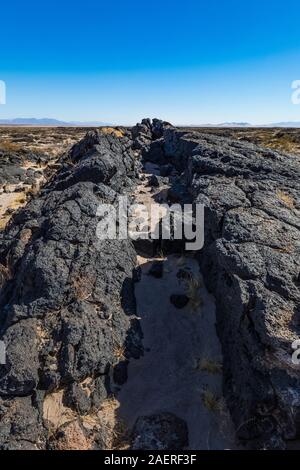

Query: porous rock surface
left=0, top=148, right=46, bottom=187
left=132, top=412, right=188, bottom=450
left=132, top=120, right=300, bottom=449
left=0, top=130, right=142, bottom=449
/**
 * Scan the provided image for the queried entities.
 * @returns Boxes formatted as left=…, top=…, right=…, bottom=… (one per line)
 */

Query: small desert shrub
left=198, top=357, right=222, bottom=374
left=156, top=247, right=167, bottom=259
left=71, top=274, right=95, bottom=300
left=0, top=263, right=11, bottom=287
left=0, top=140, right=22, bottom=152
left=277, top=190, right=295, bottom=209
left=186, top=276, right=203, bottom=312
left=112, top=418, right=131, bottom=450
left=113, top=343, right=126, bottom=361
left=202, top=389, right=222, bottom=412
left=101, top=127, right=124, bottom=138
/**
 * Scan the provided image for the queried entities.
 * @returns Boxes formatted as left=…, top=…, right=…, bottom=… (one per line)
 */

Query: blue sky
left=1, top=0, right=300, bottom=124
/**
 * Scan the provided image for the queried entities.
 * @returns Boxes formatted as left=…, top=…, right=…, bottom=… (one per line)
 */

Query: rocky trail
left=116, top=166, right=237, bottom=449
left=0, top=119, right=299, bottom=450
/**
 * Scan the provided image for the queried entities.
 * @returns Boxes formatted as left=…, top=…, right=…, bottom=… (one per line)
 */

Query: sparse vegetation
left=188, top=127, right=300, bottom=157
left=185, top=275, right=203, bottom=311
left=101, top=127, right=125, bottom=138
left=277, top=190, right=295, bottom=209
left=198, top=357, right=223, bottom=374
left=112, top=417, right=131, bottom=450
left=0, top=140, right=22, bottom=152
left=0, top=263, right=11, bottom=287
left=71, top=274, right=95, bottom=300
left=202, top=389, right=222, bottom=412
left=113, top=343, right=126, bottom=361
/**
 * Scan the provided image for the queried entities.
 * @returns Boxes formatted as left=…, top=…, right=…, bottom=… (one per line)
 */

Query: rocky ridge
left=0, top=129, right=142, bottom=449
left=0, top=119, right=299, bottom=449
left=131, top=120, right=300, bottom=449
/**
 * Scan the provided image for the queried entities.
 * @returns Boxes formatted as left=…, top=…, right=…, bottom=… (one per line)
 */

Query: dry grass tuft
left=101, top=127, right=124, bottom=138
left=198, top=357, right=223, bottom=374
left=277, top=190, right=295, bottom=209
left=202, top=389, right=222, bottom=412
left=112, top=418, right=131, bottom=450
left=71, top=274, right=95, bottom=300
left=113, top=343, right=126, bottom=361
left=186, top=276, right=203, bottom=312
left=43, top=390, right=76, bottom=437
left=0, top=140, right=22, bottom=152
left=0, top=263, right=11, bottom=287
left=95, top=398, right=130, bottom=449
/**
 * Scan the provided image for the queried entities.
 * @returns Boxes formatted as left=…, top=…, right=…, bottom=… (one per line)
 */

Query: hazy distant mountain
left=0, top=118, right=110, bottom=126
left=186, top=122, right=251, bottom=128
left=1, top=118, right=300, bottom=128
left=217, top=122, right=252, bottom=127
left=69, top=120, right=111, bottom=126
left=262, top=122, right=300, bottom=128
left=193, top=121, right=300, bottom=128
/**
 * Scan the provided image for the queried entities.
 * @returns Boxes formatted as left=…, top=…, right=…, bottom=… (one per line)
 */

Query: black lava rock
left=132, top=412, right=189, bottom=450
left=176, top=268, right=193, bottom=281
left=148, top=261, right=164, bottom=278
left=170, top=294, right=189, bottom=309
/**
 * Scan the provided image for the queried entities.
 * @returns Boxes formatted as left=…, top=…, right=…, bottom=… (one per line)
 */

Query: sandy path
left=116, top=169, right=237, bottom=450
left=0, top=190, right=28, bottom=229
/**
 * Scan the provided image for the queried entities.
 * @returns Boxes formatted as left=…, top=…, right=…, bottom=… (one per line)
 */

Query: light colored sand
left=0, top=190, right=28, bottom=229
left=117, top=254, right=238, bottom=449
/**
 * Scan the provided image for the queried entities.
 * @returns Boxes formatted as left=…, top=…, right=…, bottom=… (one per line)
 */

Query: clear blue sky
left=1, top=0, right=300, bottom=125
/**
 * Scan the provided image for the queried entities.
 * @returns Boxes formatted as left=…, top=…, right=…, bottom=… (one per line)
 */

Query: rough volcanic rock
left=147, top=174, right=168, bottom=188
left=0, top=148, right=49, bottom=186
left=170, top=294, right=189, bottom=309
left=1, top=119, right=299, bottom=450
left=148, top=261, right=164, bottom=279
left=176, top=268, right=193, bottom=281
left=0, top=130, right=142, bottom=449
left=131, top=118, right=172, bottom=160
left=132, top=412, right=189, bottom=450
left=151, top=127, right=300, bottom=449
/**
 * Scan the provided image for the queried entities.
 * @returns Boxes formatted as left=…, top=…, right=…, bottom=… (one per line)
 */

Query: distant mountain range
left=0, top=118, right=300, bottom=128
left=203, top=122, right=252, bottom=127
left=190, top=121, right=300, bottom=128
left=0, top=118, right=111, bottom=126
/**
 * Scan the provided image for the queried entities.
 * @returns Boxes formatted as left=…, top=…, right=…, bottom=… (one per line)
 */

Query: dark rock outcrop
left=133, top=120, right=300, bottom=449
left=0, top=147, right=55, bottom=190
left=0, top=130, right=142, bottom=449
left=0, top=118, right=299, bottom=450
left=132, top=412, right=189, bottom=450
left=170, top=294, right=189, bottom=309
left=148, top=261, right=164, bottom=279
left=131, top=118, right=172, bottom=163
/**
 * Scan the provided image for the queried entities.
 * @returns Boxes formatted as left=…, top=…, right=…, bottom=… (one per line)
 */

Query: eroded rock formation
left=0, top=130, right=142, bottom=449
left=0, top=119, right=299, bottom=450
left=132, top=121, right=300, bottom=449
